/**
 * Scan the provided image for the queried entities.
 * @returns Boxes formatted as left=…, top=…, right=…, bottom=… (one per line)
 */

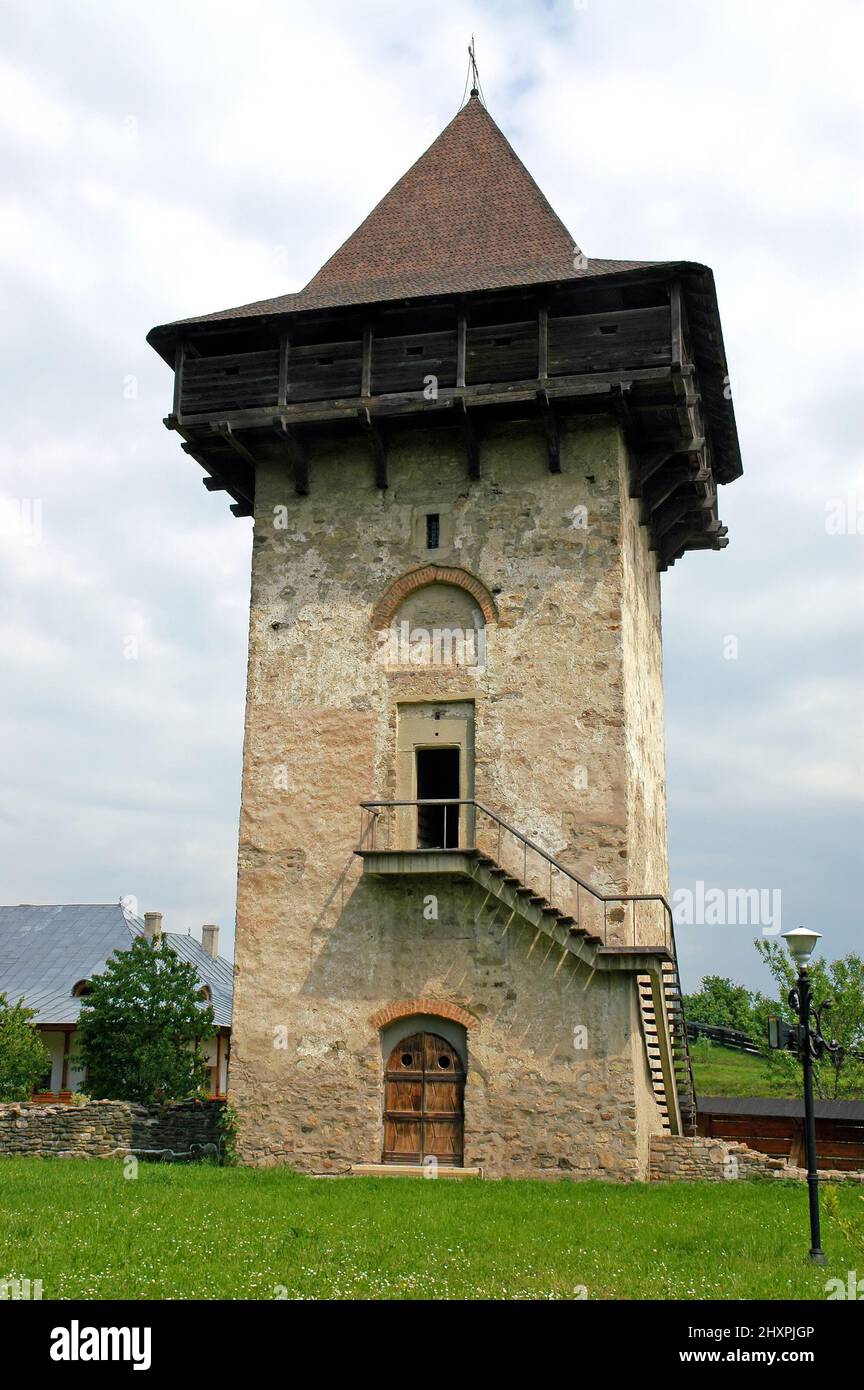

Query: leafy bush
left=0, top=993, right=51, bottom=1102
left=76, top=937, right=215, bottom=1103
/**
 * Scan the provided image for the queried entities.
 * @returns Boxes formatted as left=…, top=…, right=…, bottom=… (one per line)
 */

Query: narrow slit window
left=426, top=513, right=440, bottom=550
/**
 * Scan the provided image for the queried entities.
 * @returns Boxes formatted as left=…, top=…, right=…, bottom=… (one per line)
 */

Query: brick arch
left=371, top=566, right=497, bottom=630
left=369, top=999, right=479, bottom=1032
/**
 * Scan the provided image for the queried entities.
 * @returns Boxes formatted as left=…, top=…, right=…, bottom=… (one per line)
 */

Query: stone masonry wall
left=0, top=1099, right=223, bottom=1160
left=230, top=413, right=670, bottom=1175
left=620, top=437, right=669, bottom=911
left=232, top=868, right=662, bottom=1177
left=650, top=1134, right=864, bottom=1183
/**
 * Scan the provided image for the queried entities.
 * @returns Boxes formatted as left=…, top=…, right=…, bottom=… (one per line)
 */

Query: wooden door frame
left=396, top=704, right=475, bottom=849
left=382, top=1029, right=466, bottom=1165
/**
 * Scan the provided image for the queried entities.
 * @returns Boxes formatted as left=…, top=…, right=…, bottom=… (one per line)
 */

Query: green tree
left=682, top=975, right=759, bottom=1036
left=754, top=940, right=864, bottom=1100
left=76, top=937, right=214, bottom=1103
left=0, top=993, right=51, bottom=1101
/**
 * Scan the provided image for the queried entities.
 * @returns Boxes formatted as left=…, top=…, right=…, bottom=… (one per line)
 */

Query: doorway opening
left=383, top=1031, right=465, bottom=1165
left=416, top=746, right=460, bottom=848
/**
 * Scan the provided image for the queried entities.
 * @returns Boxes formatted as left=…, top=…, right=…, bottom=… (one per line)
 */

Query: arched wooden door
left=383, top=1032, right=465, bottom=1165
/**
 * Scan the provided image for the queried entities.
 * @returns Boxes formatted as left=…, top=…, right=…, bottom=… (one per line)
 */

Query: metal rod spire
left=468, top=36, right=480, bottom=97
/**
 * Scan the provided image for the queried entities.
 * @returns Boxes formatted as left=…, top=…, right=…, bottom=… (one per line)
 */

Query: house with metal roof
left=0, top=904, right=232, bottom=1100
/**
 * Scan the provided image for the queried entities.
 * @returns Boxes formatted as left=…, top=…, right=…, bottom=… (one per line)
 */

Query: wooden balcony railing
left=177, top=305, right=671, bottom=421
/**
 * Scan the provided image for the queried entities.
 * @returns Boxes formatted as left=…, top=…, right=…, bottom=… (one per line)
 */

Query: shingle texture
left=0, top=904, right=233, bottom=1027
left=155, top=97, right=655, bottom=330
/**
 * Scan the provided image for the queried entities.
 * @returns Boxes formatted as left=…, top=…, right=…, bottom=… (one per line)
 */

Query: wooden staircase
left=661, top=962, right=698, bottom=1134
left=637, top=965, right=696, bottom=1134
left=469, top=850, right=605, bottom=963
left=466, top=850, right=695, bottom=1135
left=357, top=797, right=697, bottom=1136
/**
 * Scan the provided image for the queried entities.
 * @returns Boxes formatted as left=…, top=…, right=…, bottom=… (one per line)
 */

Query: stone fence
left=0, top=1098, right=224, bottom=1161
left=651, top=1134, right=864, bottom=1183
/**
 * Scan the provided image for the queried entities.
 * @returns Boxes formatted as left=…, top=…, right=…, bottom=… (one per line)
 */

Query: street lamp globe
left=782, top=926, right=822, bottom=966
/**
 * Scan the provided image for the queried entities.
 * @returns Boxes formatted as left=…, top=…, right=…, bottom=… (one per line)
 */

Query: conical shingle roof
left=304, top=95, right=586, bottom=302
left=160, top=97, right=652, bottom=329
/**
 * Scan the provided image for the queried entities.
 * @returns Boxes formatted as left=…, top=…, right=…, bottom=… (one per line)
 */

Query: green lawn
left=690, top=1040, right=801, bottom=1098
left=0, top=1158, right=860, bottom=1300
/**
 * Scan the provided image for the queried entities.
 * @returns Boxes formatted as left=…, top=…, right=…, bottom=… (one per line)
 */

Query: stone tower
left=148, top=95, right=741, bottom=1179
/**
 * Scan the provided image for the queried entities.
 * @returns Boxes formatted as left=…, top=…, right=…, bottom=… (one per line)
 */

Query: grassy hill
left=689, top=1040, right=801, bottom=1098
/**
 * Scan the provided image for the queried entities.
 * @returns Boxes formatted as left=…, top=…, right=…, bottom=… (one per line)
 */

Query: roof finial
left=468, top=36, right=482, bottom=101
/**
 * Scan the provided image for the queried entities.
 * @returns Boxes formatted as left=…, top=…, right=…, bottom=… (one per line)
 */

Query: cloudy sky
left=1, top=0, right=861, bottom=993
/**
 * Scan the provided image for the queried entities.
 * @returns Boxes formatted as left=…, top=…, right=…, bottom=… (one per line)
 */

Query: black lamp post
left=780, top=927, right=840, bottom=1266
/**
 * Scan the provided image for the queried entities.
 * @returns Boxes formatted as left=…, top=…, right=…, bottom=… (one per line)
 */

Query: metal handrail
left=358, top=795, right=696, bottom=1131
left=358, top=797, right=675, bottom=941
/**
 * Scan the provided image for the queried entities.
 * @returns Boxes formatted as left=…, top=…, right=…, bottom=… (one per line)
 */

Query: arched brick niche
left=369, top=999, right=479, bottom=1032
left=371, top=566, right=497, bottom=630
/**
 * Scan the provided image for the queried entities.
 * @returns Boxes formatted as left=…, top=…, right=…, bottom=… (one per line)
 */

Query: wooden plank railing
left=178, top=305, right=673, bottom=418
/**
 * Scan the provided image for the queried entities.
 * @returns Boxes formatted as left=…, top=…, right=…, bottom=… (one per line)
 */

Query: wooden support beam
left=670, top=281, right=684, bottom=367
left=178, top=438, right=253, bottom=506
left=631, top=398, right=700, bottom=414
left=277, top=332, right=290, bottom=408
left=457, top=399, right=480, bottom=479
left=643, top=462, right=697, bottom=518
left=631, top=436, right=705, bottom=497
left=197, top=468, right=252, bottom=505
left=357, top=407, right=388, bottom=488
left=172, top=342, right=185, bottom=420
left=273, top=421, right=309, bottom=495
left=538, top=305, right=549, bottom=381
left=631, top=447, right=676, bottom=497
left=652, top=494, right=701, bottom=543
left=361, top=325, right=373, bottom=398
left=456, top=313, right=467, bottom=389
left=536, top=389, right=561, bottom=473
left=660, top=515, right=726, bottom=561
left=610, top=381, right=636, bottom=440
left=215, top=421, right=260, bottom=471
left=178, top=363, right=677, bottom=431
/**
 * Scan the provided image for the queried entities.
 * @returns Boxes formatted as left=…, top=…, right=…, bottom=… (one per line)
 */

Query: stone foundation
left=0, top=1099, right=224, bottom=1160
left=650, top=1134, right=864, bottom=1183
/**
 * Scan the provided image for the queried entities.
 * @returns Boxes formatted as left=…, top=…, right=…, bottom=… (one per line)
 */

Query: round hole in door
left=438, top=1054, right=451, bottom=1068
left=401, top=1052, right=413, bottom=1068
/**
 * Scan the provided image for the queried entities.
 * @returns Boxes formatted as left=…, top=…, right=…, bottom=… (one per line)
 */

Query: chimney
left=201, top=924, right=219, bottom=959
left=143, top=911, right=163, bottom=943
